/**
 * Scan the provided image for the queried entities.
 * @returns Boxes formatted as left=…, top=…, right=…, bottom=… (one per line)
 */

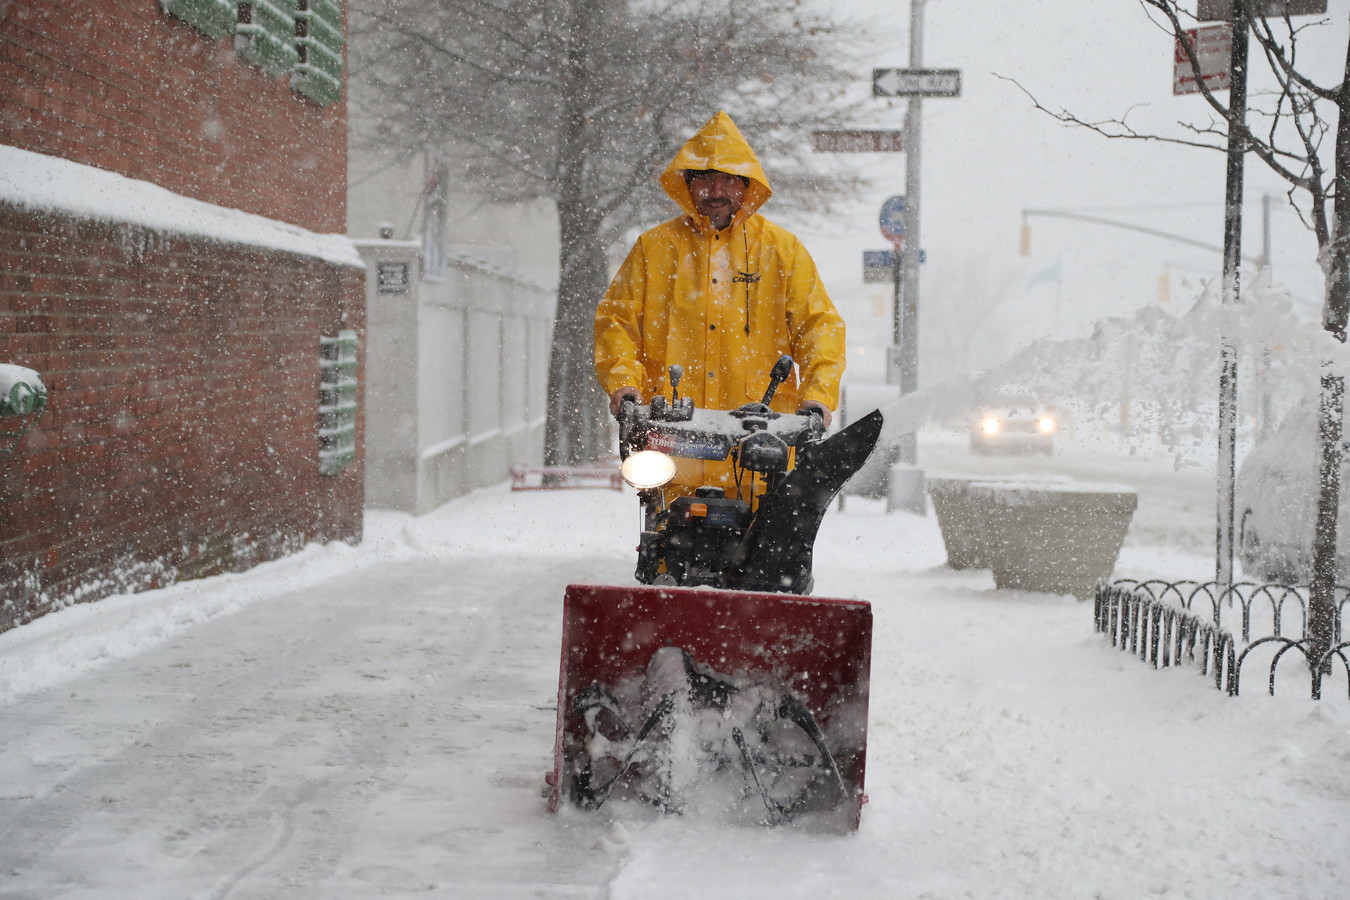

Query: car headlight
left=621, top=450, right=676, bottom=490
left=1037, top=416, right=1056, bottom=433
left=981, top=417, right=1000, bottom=435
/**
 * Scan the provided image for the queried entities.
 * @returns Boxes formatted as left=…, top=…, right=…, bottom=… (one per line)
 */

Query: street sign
left=872, top=68, right=962, bottom=98
left=864, top=249, right=895, bottom=283
left=813, top=130, right=904, bottom=153
left=1197, top=0, right=1325, bottom=20
left=1174, top=24, right=1232, bottom=95
left=863, top=249, right=925, bottom=282
left=879, top=196, right=905, bottom=245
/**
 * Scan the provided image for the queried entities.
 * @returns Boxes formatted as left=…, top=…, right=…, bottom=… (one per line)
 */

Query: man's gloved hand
left=797, top=400, right=832, bottom=429
left=610, top=386, right=642, bottom=418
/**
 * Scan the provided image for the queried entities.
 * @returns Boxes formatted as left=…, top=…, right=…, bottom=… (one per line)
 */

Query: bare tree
left=1014, top=1, right=1347, bottom=674
left=350, top=0, right=865, bottom=467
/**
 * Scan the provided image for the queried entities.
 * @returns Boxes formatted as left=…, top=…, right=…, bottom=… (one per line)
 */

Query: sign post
left=1191, top=0, right=1326, bottom=608
left=871, top=0, right=963, bottom=463
left=878, top=195, right=906, bottom=387
left=1189, top=0, right=1322, bottom=592
left=857, top=0, right=963, bottom=517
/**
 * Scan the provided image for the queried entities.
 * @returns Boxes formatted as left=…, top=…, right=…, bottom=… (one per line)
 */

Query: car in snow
left=969, top=396, right=1058, bottom=455
left=1236, top=400, right=1350, bottom=584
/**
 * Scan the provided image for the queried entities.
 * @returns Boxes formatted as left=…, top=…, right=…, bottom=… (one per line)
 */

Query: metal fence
left=1095, top=579, right=1350, bottom=699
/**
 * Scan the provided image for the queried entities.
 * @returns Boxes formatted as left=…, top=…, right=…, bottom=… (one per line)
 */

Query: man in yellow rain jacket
left=595, top=110, right=846, bottom=499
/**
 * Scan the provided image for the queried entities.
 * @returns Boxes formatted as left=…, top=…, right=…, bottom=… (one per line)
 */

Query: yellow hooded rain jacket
left=595, top=110, right=846, bottom=497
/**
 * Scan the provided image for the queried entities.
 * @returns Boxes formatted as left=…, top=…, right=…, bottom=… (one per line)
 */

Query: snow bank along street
left=2, top=457, right=1349, bottom=898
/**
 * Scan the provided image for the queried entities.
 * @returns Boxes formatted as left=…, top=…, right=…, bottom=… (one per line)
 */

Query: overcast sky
left=780, top=0, right=1347, bottom=381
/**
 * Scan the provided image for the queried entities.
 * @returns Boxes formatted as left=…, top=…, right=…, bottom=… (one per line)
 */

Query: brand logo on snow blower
left=647, top=431, right=729, bottom=461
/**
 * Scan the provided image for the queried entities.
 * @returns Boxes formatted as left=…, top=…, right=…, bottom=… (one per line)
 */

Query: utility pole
left=1258, top=193, right=1275, bottom=442
left=1215, top=2, right=1249, bottom=593
left=897, top=0, right=926, bottom=466
left=871, top=0, right=958, bottom=511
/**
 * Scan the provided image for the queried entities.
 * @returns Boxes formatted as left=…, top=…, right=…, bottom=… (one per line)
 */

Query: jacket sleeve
left=783, top=238, right=846, bottom=409
left=594, top=239, right=648, bottom=396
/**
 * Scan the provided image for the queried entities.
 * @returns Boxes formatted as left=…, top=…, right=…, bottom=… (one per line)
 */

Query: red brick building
left=0, top=1, right=365, bottom=632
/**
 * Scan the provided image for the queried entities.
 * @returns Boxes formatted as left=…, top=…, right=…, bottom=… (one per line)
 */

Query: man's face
left=687, top=170, right=746, bottom=230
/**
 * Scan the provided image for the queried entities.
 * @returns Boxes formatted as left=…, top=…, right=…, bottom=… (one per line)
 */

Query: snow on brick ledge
left=0, top=145, right=362, bottom=269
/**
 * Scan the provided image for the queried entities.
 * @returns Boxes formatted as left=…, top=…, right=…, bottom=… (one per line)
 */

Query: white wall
left=356, top=240, right=554, bottom=514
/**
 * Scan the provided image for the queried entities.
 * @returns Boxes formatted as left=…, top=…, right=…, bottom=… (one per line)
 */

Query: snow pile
left=0, top=144, right=363, bottom=268
left=0, top=363, right=44, bottom=393
left=0, top=526, right=402, bottom=705
left=0, top=362, right=45, bottom=412
left=876, top=277, right=1346, bottom=454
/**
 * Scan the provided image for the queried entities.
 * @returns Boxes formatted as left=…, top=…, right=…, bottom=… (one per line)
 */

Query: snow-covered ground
left=2, top=450, right=1348, bottom=899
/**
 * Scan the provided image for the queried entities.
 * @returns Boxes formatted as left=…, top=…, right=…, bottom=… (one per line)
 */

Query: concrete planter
left=973, top=481, right=1137, bottom=599
left=929, top=477, right=1138, bottom=599
left=928, top=477, right=993, bottom=569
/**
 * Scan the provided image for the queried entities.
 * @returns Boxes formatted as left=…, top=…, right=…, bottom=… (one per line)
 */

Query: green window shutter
left=292, top=0, right=344, bottom=107
left=319, top=330, right=358, bottom=476
left=235, top=0, right=301, bottom=75
left=161, top=0, right=238, bottom=40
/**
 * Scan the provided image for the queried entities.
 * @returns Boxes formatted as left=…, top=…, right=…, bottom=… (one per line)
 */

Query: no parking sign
left=879, top=195, right=905, bottom=247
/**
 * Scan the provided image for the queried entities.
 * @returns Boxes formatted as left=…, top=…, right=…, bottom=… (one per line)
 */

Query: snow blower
left=549, top=357, right=883, bottom=830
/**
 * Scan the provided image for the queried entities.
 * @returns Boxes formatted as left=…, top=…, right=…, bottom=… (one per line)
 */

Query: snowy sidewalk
left=2, top=483, right=1348, bottom=899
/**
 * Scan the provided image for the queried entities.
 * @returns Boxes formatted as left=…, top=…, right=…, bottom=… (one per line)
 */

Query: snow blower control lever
left=761, top=354, right=793, bottom=405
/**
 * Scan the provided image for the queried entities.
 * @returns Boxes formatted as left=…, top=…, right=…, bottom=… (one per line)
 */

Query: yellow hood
left=659, top=110, right=772, bottom=228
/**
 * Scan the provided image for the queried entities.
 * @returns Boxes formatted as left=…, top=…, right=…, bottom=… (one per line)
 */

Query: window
left=235, top=1, right=301, bottom=75
left=319, top=330, right=358, bottom=475
left=422, top=149, right=449, bottom=280
left=293, top=0, right=345, bottom=107
left=160, top=0, right=237, bottom=41
left=162, top=0, right=344, bottom=107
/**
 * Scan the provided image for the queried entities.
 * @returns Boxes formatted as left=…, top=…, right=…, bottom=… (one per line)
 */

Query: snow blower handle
left=616, top=397, right=642, bottom=456
left=760, top=355, right=794, bottom=406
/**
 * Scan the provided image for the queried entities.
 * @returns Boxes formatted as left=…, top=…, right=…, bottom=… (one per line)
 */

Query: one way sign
left=873, top=68, right=962, bottom=98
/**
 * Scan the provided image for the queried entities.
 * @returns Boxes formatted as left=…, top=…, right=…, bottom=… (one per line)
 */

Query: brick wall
left=0, top=203, right=365, bottom=631
left=0, top=0, right=346, bottom=234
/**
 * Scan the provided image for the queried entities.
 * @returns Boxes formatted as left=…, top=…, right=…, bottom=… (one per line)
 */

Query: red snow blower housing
left=550, top=357, right=883, bottom=830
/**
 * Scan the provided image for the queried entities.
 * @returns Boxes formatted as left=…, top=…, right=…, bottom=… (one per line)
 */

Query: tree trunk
left=541, top=0, right=612, bottom=468
left=543, top=197, right=610, bottom=467
left=1305, top=35, right=1350, bottom=674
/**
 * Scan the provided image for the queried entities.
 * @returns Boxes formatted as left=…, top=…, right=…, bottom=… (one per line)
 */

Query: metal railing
left=1096, top=579, right=1350, bottom=700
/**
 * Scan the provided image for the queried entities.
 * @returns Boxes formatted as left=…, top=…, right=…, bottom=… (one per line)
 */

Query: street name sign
left=1174, top=23, right=1232, bottom=95
left=863, top=249, right=925, bottom=282
left=1197, top=0, right=1325, bottom=20
left=813, top=130, right=904, bottom=153
left=872, top=68, right=961, bottom=98
left=864, top=250, right=895, bottom=283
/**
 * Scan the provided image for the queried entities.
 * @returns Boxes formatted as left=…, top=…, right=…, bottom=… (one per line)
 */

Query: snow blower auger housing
left=549, top=583, right=873, bottom=831
left=547, top=357, right=883, bottom=830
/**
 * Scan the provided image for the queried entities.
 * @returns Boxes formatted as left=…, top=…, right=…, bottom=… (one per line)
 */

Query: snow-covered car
left=969, top=397, right=1057, bottom=455
left=1236, top=401, right=1350, bottom=584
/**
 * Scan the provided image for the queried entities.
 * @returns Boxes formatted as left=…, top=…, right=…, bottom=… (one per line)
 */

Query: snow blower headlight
left=622, top=450, right=676, bottom=490
left=980, top=416, right=1000, bottom=435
